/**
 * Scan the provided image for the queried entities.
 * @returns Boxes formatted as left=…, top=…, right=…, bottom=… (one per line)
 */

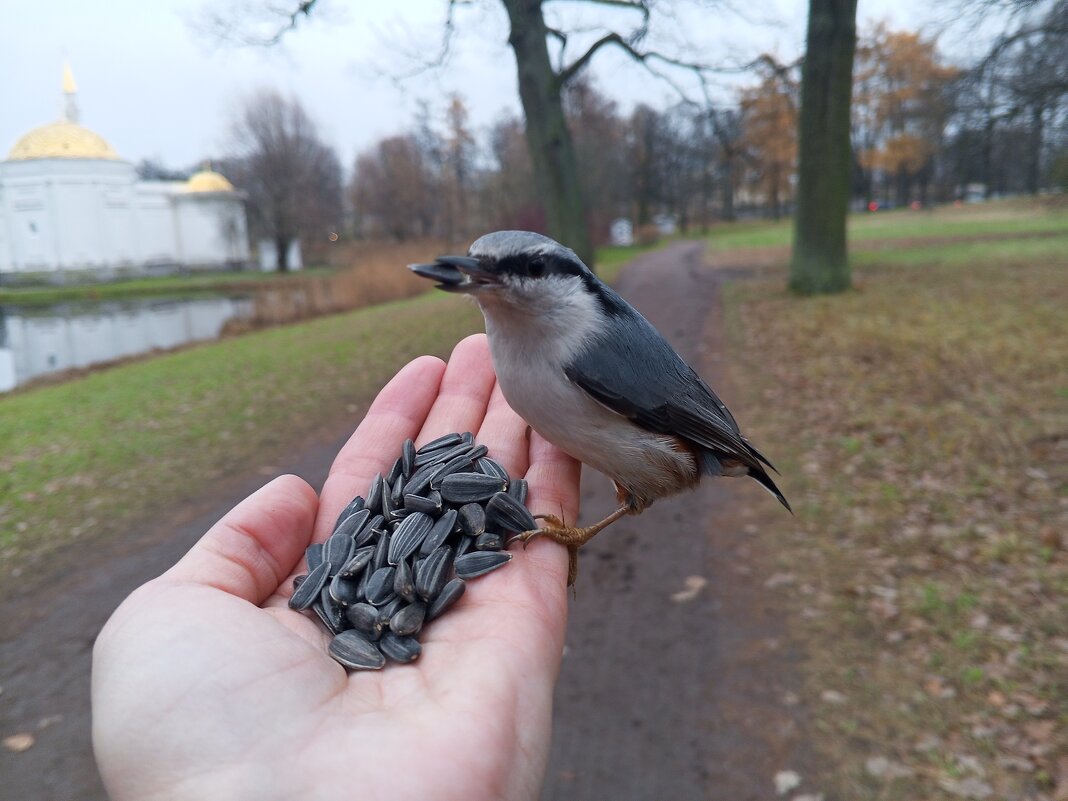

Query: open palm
left=92, top=335, right=580, bottom=801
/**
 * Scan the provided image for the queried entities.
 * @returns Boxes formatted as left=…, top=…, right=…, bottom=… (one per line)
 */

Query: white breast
left=477, top=282, right=696, bottom=509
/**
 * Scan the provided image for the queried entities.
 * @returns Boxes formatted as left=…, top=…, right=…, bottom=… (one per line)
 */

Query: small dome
left=8, top=120, right=119, bottom=161
left=186, top=169, right=235, bottom=193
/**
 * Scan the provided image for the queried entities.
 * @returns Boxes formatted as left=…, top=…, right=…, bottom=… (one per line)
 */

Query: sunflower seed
left=475, top=530, right=504, bottom=551
left=402, top=438, right=416, bottom=477
left=339, top=545, right=375, bottom=578
left=393, top=557, right=416, bottom=602
left=381, top=484, right=395, bottom=521
left=353, top=514, right=383, bottom=548
left=461, top=431, right=475, bottom=445
left=333, top=495, right=365, bottom=530
left=389, top=602, right=427, bottom=636
left=485, top=491, right=538, bottom=533
left=416, top=545, right=454, bottom=602
left=365, top=566, right=397, bottom=606
left=305, top=542, right=324, bottom=572
left=390, top=476, right=406, bottom=507
left=404, top=493, right=440, bottom=515
left=465, top=444, right=489, bottom=461
left=313, top=602, right=342, bottom=635
left=329, top=631, right=385, bottom=670
left=324, top=530, right=354, bottom=571
left=372, top=529, right=390, bottom=571
left=345, top=603, right=383, bottom=637
left=455, top=550, right=512, bottom=579
left=376, top=595, right=406, bottom=625
left=388, top=512, right=433, bottom=565
left=288, top=560, right=331, bottom=610
left=417, top=441, right=469, bottom=469
left=440, top=473, right=507, bottom=504
left=366, top=472, right=384, bottom=513
left=386, top=457, right=404, bottom=486
left=329, top=572, right=363, bottom=606
left=405, top=462, right=444, bottom=497
left=455, top=534, right=475, bottom=559
left=319, top=586, right=346, bottom=632
left=416, top=432, right=463, bottom=455
left=379, top=632, right=422, bottom=663
left=334, top=508, right=371, bottom=540
left=427, top=577, right=466, bottom=621
left=506, top=478, right=528, bottom=505
left=420, top=508, right=457, bottom=555
left=355, top=562, right=371, bottom=601
left=429, top=454, right=474, bottom=489
left=292, top=574, right=307, bottom=591
left=457, top=502, right=486, bottom=537
left=476, top=457, right=510, bottom=482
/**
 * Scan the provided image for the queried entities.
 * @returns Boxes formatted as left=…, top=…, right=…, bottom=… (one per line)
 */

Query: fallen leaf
left=670, top=575, right=707, bottom=603
left=774, top=770, right=802, bottom=795
left=2, top=733, right=35, bottom=753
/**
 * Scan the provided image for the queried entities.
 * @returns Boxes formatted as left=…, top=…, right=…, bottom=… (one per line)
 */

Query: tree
left=739, top=66, right=799, bottom=219
left=229, top=89, right=342, bottom=271
left=351, top=135, right=436, bottom=241
left=789, top=0, right=858, bottom=295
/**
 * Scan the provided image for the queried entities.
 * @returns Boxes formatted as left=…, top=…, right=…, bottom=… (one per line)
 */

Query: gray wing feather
left=563, top=312, right=774, bottom=472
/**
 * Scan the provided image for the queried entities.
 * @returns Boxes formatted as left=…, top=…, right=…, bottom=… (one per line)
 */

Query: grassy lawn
left=724, top=226, right=1067, bottom=798
left=0, top=265, right=338, bottom=306
left=707, top=198, right=1068, bottom=251
left=0, top=293, right=483, bottom=570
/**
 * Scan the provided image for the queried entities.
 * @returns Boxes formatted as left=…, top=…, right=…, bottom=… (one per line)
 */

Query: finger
left=415, top=334, right=497, bottom=446
left=473, top=382, right=531, bottom=480
left=164, top=474, right=319, bottom=604
left=315, top=355, right=446, bottom=542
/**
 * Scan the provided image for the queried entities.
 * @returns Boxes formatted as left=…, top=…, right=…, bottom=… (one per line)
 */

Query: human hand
left=91, top=334, right=581, bottom=801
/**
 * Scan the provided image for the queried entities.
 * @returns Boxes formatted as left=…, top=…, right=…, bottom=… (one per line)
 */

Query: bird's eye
left=529, top=258, right=546, bottom=278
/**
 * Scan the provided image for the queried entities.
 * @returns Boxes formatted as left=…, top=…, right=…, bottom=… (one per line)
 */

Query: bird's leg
left=518, top=505, right=631, bottom=585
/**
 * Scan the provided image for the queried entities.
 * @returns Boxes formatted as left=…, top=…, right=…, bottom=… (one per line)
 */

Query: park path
left=0, top=241, right=812, bottom=800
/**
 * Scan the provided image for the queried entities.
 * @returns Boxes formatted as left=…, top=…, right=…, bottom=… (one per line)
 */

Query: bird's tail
left=748, top=465, right=793, bottom=513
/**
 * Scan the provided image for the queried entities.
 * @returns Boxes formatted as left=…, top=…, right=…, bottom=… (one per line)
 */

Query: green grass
left=724, top=224, right=1068, bottom=798
left=706, top=200, right=1068, bottom=251
left=0, top=265, right=336, bottom=306
left=0, top=292, right=482, bottom=567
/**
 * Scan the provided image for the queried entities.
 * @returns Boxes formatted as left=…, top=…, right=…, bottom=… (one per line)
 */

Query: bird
left=410, top=230, right=789, bottom=584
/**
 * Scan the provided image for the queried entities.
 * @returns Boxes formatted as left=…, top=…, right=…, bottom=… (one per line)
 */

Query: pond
left=0, top=295, right=253, bottom=393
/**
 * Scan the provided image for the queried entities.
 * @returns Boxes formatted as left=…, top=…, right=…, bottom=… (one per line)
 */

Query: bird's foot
left=516, top=506, right=630, bottom=587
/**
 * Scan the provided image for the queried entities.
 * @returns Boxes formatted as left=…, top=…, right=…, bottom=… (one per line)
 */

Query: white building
left=0, top=66, right=250, bottom=282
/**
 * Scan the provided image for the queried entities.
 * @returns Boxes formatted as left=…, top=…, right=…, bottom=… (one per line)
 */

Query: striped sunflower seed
left=403, top=493, right=440, bottom=515
left=389, top=602, right=427, bottom=636
left=475, top=530, right=504, bottom=551
left=334, top=508, right=371, bottom=540
left=345, top=603, right=383, bottom=638
left=390, top=475, right=406, bottom=507
left=454, top=550, right=512, bottom=579
left=405, top=462, right=444, bottom=497
left=465, top=444, right=489, bottom=461
left=439, top=473, right=507, bottom=504
left=292, top=574, right=306, bottom=591
left=366, top=472, right=384, bottom=513
left=288, top=560, right=331, bottom=611
left=455, top=535, right=475, bottom=559
left=485, top=491, right=538, bottom=533
left=386, top=456, right=404, bottom=486
left=330, top=572, right=363, bottom=606
left=353, top=514, right=383, bottom=548
left=417, top=440, right=470, bottom=469
left=402, top=438, right=416, bottom=477
left=329, top=630, right=385, bottom=670
left=416, top=432, right=463, bottom=455
left=420, top=508, right=457, bottom=555
left=372, top=527, right=390, bottom=571
left=333, top=495, right=365, bottom=530
left=415, top=545, right=454, bottom=602
left=427, top=577, right=466, bottom=621
left=388, top=512, right=433, bottom=565
left=429, top=454, right=474, bottom=489
left=318, top=586, right=346, bottom=633
left=506, top=478, right=528, bottom=505
left=476, top=457, right=510, bottom=483
left=339, top=545, right=375, bottom=578
left=393, top=557, right=416, bottom=602
left=379, top=632, right=422, bottom=663
left=375, top=595, right=406, bottom=625
left=461, top=431, right=475, bottom=445
left=305, top=542, right=324, bottom=572
left=365, top=566, right=397, bottom=606
left=324, top=530, right=354, bottom=571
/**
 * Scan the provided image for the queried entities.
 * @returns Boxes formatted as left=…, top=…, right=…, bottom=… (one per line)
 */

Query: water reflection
left=0, top=295, right=253, bottom=392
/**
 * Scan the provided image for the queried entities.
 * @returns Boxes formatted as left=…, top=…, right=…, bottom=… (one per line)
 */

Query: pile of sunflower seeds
left=289, top=432, right=538, bottom=670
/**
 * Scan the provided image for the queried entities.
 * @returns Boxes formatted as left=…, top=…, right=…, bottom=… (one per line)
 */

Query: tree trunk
left=500, top=0, right=595, bottom=269
left=789, top=0, right=858, bottom=294
left=721, top=159, right=736, bottom=222
left=1027, top=105, right=1044, bottom=195
left=275, top=235, right=290, bottom=273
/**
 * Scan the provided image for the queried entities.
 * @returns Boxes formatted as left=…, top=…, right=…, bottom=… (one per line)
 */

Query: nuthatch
left=411, top=231, right=789, bottom=583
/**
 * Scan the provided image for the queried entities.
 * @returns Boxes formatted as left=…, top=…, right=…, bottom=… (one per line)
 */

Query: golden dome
left=186, top=169, right=235, bottom=193
left=8, top=120, right=119, bottom=161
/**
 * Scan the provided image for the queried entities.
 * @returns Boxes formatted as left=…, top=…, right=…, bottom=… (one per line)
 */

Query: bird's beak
left=409, top=255, right=500, bottom=293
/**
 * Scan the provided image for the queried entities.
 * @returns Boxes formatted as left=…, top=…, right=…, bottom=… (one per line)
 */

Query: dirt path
left=0, top=242, right=811, bottom=800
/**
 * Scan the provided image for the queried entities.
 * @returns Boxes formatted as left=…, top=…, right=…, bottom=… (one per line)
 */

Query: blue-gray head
left=409, top=231, right=599, bottom=314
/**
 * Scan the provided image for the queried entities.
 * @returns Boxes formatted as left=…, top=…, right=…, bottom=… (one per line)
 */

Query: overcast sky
left=0, top=0, right=995, bottom=173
